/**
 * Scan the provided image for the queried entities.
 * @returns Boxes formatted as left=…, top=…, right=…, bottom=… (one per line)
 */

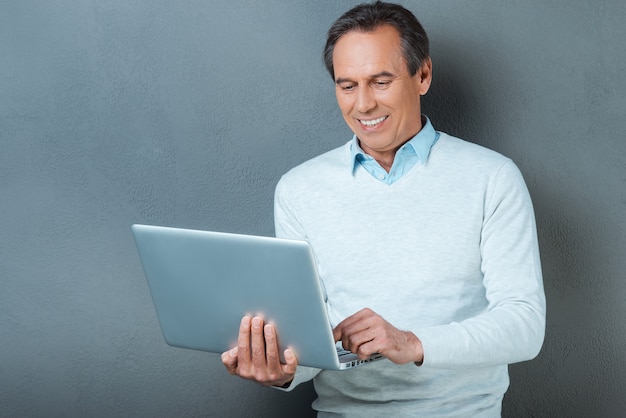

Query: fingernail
left=252, top=317, right=262, bottom=328
left=230, top=347, right=238, bottom=357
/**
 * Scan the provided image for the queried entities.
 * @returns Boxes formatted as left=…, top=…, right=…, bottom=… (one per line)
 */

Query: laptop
left=131, top=224, right=383, bottom=370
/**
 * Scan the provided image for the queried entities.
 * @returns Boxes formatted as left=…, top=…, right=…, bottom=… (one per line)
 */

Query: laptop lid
left=132, top=224, right=373, bottom=370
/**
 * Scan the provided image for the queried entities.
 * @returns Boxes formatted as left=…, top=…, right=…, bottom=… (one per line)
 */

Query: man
left=222, top=1, right=546, bottom=416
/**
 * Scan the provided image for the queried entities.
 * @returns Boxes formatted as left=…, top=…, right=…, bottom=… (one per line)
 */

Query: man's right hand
left=221, top=316, right=297, bottom=388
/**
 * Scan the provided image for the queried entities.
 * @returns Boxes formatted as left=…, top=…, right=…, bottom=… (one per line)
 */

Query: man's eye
left=374, top=80, right=391, bottom=87
left=341, top=85, right=355, bottom=91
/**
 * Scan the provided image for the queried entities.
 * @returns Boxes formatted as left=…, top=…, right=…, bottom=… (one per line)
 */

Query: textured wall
left=1, top=1, right=624, bottom=417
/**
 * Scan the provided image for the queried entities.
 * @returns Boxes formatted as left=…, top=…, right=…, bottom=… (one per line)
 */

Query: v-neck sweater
left=273, top=132, right=545, bottom=417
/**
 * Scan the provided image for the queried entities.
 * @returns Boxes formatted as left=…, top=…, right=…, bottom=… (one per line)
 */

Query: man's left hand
left=333, top=308, right=424, bottom=365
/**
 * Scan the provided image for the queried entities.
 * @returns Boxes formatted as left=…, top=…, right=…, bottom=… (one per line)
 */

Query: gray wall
left=1, top=1, right=624, bottom=417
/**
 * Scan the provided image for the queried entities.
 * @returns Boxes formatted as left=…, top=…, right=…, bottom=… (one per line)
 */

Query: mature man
left=222, top=1, right=545, bottom=416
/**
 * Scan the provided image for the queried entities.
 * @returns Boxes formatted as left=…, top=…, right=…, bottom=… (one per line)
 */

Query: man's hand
left=221, top=316, right=297, bottom=387
left=333, top=308, right=424, bottom=365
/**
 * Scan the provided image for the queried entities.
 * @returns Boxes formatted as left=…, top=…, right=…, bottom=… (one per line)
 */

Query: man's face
left=333, top=25, right=432, bottom=163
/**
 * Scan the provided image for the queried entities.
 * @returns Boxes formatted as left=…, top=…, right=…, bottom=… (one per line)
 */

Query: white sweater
left=274, top=132, right=546, bottom=417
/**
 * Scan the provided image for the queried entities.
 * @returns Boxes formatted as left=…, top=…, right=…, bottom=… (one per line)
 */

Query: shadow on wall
left=423, top=31, right=626, bottom=416
left=510, top=184, right=626, bottom=414
left=421, top=52, right=475, bottom=142
left=422, top=36, right=573, bottom=414
left=421, top=36, right=523, bottom=151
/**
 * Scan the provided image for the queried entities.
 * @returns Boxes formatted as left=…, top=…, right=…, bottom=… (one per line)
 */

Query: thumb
left=282, top=349, right=298, bottom=374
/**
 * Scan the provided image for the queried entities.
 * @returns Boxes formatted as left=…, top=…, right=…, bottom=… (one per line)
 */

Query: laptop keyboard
left=336, top=346, right=384, bottom=368
left=336, top=347, right=352, bottom=357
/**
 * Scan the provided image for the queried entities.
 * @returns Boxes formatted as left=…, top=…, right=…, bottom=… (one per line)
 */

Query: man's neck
left=358, top=116, right=427, bottom=173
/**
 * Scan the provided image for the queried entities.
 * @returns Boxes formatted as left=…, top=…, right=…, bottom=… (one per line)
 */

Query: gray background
left=1, top=1, right=624, bottom=417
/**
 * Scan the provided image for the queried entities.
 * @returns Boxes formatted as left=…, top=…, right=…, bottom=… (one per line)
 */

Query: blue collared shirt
left=350, top=116, right=439, bottom=184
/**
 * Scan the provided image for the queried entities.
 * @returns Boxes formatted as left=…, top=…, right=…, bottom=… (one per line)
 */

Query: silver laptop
left=132, top=224, right=383, bottom=370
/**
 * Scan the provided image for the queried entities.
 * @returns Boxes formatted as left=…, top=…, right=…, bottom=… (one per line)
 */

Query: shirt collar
left=349, top=116, right=439, bottom=175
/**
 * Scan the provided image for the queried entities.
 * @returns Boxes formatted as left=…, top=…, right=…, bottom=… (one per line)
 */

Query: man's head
left=326, top=2, right=432, bottom=164
left=323, top=1, right=429, bottom=80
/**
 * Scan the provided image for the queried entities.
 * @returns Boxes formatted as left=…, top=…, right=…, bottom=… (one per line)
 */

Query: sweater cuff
left=271, top=365, right=321, bottom=392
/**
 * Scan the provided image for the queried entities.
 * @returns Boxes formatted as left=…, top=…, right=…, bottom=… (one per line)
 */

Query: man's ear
left=417, top=57, right=433, bottom=95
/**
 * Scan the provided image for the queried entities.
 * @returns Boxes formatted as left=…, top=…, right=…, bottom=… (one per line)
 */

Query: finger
left=281, top=349, right=298, bottom=376
left=352, top=337, right=378, bottom=359
left=339, top=319, right=366, bottom=351
left=221, top=347, right=239, bottom=374
left=333, top=320, right=356, bottom=349
left=332, top=312, right=361, bottom=342
left=341, top=320, right=379, bottom=354
left=344, top=331, right=374, bottom=356
left=250, top=316, right=267, bottom=369
left=237, top=316, right=253, bottom=369
left=332, top=323, right=343, bottom=342
left=264, top=324, right=281, bottom=368
left=334, top=307, right=376, bottom=339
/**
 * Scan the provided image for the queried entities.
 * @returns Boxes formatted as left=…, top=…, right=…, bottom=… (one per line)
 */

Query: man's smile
left=358, top=115, right=389, bottom=128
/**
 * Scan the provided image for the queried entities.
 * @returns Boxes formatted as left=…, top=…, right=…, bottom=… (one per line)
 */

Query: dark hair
left=323, top=1, right=429, bottom=79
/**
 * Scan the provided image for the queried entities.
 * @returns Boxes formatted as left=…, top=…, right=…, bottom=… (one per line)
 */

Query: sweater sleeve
left=415, top=160, right=546, bottom=369
left=274, top=177, right=308, bottom=242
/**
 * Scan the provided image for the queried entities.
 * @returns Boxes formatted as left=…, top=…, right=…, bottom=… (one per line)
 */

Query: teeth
left=360, top=116, right=387, bottom=127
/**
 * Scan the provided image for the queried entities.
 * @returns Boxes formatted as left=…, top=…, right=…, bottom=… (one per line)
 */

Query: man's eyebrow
left=334, top=77, right=352, bottom=85
left=371, top=71, right=397, bottom=79
left=334, top=71, right=397, bottom=85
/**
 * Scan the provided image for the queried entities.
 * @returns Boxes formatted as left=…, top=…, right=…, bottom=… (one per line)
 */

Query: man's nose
left=356, top=87, right=376, bottom=113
